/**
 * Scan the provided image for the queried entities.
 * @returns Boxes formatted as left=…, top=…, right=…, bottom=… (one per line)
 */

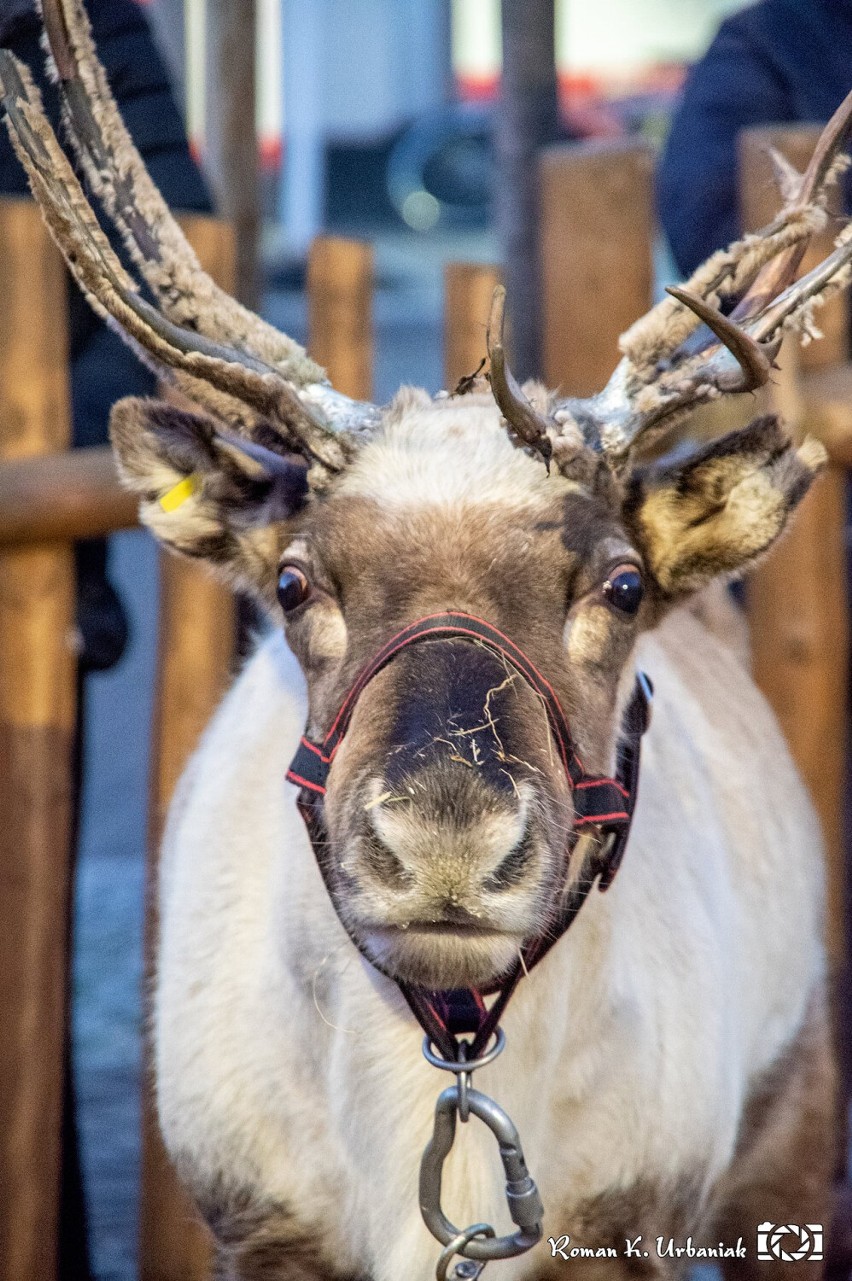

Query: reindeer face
left=278, top=397, right=645, bottom=988
left=106, top=384, right=819, bottom=990
left=4, top=0, right=845, bottom=985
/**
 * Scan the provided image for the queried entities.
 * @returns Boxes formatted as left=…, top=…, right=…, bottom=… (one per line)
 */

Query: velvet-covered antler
left=547, top=89, right=852, bottom=468
left=481, top=91, right=852, bottom=475
left=0, top=2, right=381, bottom=479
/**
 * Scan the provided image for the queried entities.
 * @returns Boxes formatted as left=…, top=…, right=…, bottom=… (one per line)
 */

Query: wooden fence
left=0, top=127, right=848, bottom=1281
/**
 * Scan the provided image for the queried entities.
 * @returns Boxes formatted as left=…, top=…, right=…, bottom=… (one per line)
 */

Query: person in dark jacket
left=0, top=0, right=211, bottom=670
left=658, top=0, right=852, bottom=277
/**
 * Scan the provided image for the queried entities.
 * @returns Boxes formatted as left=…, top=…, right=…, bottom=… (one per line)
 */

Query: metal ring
left=435, top=1224, right=495, bottom=1281
left=456, top=1044, right=470, bottom=1122
left=422, top=1028, right=506, bottom=1074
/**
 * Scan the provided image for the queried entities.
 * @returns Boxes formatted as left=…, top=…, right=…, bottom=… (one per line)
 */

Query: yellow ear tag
left=159, top=473, right=199, bottom=513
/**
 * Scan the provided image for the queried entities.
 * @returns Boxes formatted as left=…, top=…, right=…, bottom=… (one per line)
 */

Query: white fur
left=155, top=614, right=824, bottom=1281
left=336, top=392, right=582, bottom=511
left=154, top=408, right=825, bottom=1279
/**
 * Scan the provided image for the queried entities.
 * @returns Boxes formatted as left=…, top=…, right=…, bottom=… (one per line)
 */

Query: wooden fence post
left=308, top=237, right=374, bottom=400
left=740, top=127, right=850, bottom=974
left=139, top=217, right=238, bottom=1281
left=539, top=139, right=654, bottom=394
left=0, top=199, right=76, bottom=1281
left=444, top=263, right=502, bottom=391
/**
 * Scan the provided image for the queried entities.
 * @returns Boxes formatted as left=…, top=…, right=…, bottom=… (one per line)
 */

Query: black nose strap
left=286, top=610, right=653, bottom=1062
left=286, top=610, right=650, bottom=836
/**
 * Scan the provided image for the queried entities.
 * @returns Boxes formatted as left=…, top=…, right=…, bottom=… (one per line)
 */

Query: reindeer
left=3, top=4, right=852, bottom=1278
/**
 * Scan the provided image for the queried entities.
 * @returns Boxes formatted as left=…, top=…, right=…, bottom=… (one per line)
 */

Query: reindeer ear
left=110, top=397, right=309, bottom=589
left=622, top=416, right=825, bottom=598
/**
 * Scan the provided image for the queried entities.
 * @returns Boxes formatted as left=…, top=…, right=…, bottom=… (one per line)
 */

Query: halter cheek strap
left=286, top=611, right=653, bottom=1062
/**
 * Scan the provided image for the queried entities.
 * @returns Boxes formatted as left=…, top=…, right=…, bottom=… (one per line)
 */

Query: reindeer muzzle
left=286, top=610, right=652, bottom=1058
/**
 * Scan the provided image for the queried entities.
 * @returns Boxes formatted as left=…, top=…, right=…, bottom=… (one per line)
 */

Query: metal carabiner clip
left=419, top=1085, right=544, bottom=1262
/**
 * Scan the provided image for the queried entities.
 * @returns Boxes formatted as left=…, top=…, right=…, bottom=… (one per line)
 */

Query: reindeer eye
left=277, top=566, right=311, bottom=612
left=602, top=564, right=643, bottom=617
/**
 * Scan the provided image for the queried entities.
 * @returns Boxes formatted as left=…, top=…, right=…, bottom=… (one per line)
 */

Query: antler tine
left=486, top=287, right=554, bottom=470
left=767, top=147, right=804, bottom=206
left=665, top=287, right=777, bottom=392
left=798, top=85, right=852, bottom=197
left=733, top=85, right=852, bottom=323
left=749, top=222, right=852, bottom=344
left=37, top=0, right=317, bottom=380
left=0, top=51, right=350, bottom=473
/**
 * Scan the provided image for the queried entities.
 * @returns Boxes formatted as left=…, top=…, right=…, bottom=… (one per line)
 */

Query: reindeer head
left=3, top=0, right=851, bottom=988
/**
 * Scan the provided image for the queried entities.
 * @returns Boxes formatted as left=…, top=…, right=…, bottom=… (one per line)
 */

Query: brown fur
left=292, top=487, right=638, bottom=752
left=192, top=1177, right=363, bottom=1281
left=623, top=416, right=824, bottom=598
left=708, top=992, right=837, bottom=1281
left=108, top=397, right=824, bottom=630
left=530, top=1176, right=706, bottom=1281
left=289, top=488, right=633, bottom=986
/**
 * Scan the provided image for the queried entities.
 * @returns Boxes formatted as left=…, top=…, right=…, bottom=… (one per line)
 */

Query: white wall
left=557, top=0, right=750, bottom=74
left=452, top=0, right=751, bottom=82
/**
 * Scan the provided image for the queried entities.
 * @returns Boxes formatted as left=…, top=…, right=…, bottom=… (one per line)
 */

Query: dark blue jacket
left=0, top=0, right=211, bottom=447
left=658, top=0, right=852, bottom=276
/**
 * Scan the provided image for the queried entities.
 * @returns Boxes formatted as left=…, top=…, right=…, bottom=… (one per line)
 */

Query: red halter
left=287, top=611, right=652, bottom=1061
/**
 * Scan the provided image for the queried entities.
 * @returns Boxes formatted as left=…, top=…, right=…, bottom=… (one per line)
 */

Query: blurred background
left=1, top=1, right=842, bottom=1278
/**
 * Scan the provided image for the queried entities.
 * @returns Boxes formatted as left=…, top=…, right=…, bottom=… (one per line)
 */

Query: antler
left=38, top=0, right=307, bottom=372
left=553, top=88, right=852, bottom=467
left=486, top=287, right=554, bottom=470
left=0, top=1, right=380, bottom=476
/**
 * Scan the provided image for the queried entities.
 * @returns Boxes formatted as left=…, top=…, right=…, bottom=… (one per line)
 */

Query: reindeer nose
left=363, top=770, right=534, bottom=894
left=482, top=823, right=535, bottom=891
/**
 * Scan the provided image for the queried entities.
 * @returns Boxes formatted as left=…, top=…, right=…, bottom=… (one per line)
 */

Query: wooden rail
left=0, top=446, right=135, bottom=545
